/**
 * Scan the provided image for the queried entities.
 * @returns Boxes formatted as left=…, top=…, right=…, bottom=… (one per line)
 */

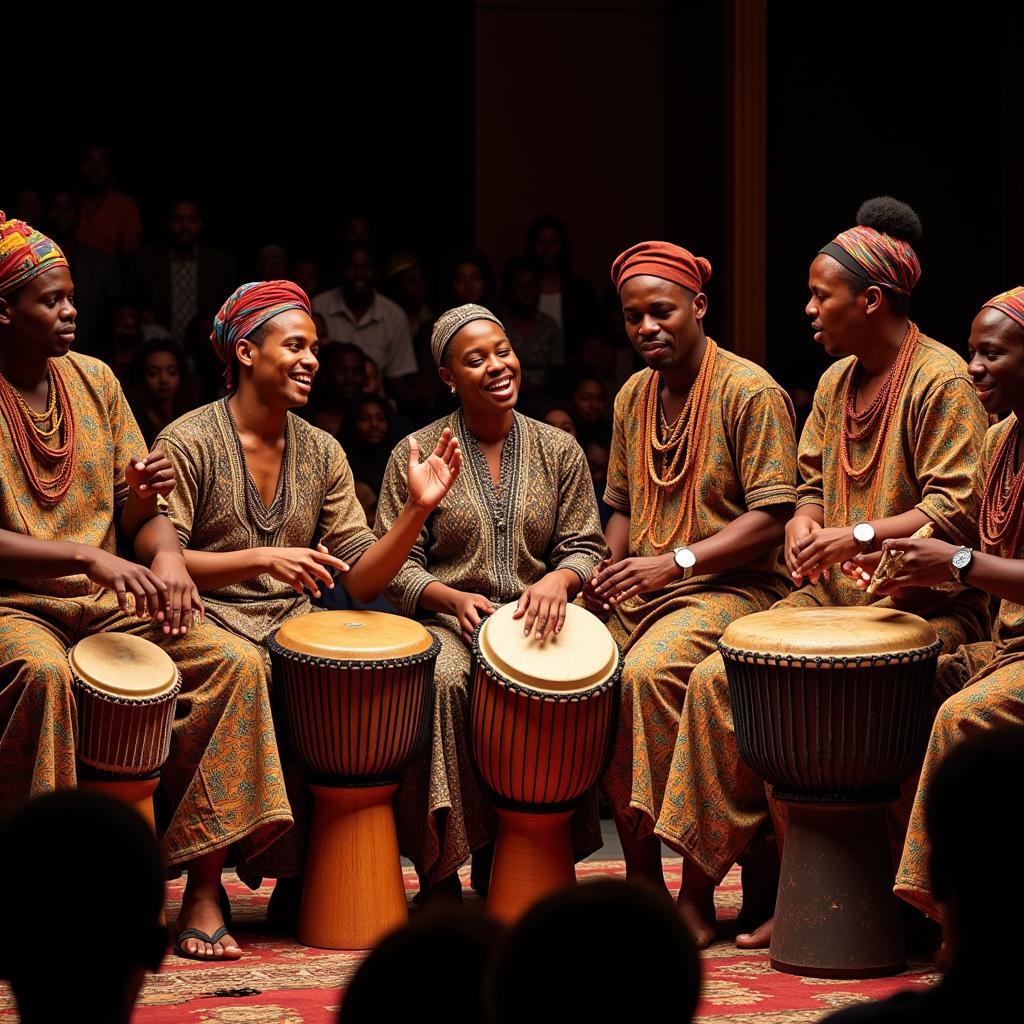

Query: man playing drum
left=155, top=280, right=462, bottom=931
left=585, top=241, right=798, bottom=894
left=656, top=197, right=991, bottom=949
left=0, top=212, right=292, bottom=962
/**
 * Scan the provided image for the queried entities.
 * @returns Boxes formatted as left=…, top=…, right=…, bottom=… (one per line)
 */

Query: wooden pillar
left=726, top=0, right=767, bottom=365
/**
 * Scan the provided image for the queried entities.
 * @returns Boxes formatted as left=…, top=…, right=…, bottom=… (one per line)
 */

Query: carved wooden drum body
left=269, top=610, right=438, bottom=950
left=470, top=602, right=619, bottom=922
left=69, top=631, right=180, bottom=828
left=721, top=606, right=939, bottom=978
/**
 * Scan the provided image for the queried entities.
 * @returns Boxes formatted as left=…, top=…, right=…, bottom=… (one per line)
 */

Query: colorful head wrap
left=210, top=280, right=312, bottom=389
left=819, top=225, right=921, bottom=296
left=0, top=211, right=69, bottom=297
left=610, top=241, right=712, bottom=295
left=430, top=303, right=504, bottom=365
left=982, top=286, right=1024, bottom=330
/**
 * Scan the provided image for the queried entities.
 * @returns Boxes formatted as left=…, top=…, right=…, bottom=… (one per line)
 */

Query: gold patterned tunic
left=600, top=348, right=798, bottom=837
left=896, top=415, right=1024, bottom=917
left=375, top=409, right=607, bottom=881
left=656, top=334, right=991, bottom=881
left=157, top=398, right=377, bottom=881
left=0, top=354, right=292, bottom=866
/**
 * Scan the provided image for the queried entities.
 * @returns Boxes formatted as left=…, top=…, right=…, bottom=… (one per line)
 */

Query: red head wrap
left=982, top=286, right=1024, bottom=330
left=821, top=225, right=921, bottom=296
left=0, top=211, right=69, bottom=297
left=610, top=241, right=712, bottom=295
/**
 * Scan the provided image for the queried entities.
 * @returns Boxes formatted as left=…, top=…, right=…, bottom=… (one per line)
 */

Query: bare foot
left=176, top=886, right=242, bottom=960
left=735, top=916, right=773, bottom=949
left=678, top=896, right=718, bottom=949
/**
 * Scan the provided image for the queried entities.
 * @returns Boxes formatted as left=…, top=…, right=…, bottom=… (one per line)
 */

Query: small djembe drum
left=720, top=606, right=939, bottom=978
left=69, top=632, right=180, bottom=829
left=469, top=602, right=620, bottom=923
left=269, top=610, right=438, bottom=950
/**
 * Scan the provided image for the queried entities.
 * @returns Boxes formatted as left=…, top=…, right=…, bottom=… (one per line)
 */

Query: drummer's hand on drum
left=406, top=429, right=462, bottom=512
left=80, top=547, right=169, bottom=621
left=791, top=526, right=863, bottom=585
left=581, top=560, right=613, bottom=621
left=854, top=537, right=959, bottom=594
left=259, top=545, right=350, bottom=599
left=449, top=591, right=496, bottom=644
left=514, top=571, right=571, bottom=641
left=592, top=554, right=678, bottom=604
left=125, top=449, right=176, bottom=499
left=149, top=550, right=205, bottom=635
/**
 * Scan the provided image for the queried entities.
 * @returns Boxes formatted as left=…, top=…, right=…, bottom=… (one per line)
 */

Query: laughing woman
left=374, top=303, right=608, bottom=898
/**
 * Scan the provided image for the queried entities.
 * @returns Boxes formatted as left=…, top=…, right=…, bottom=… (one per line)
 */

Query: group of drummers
left=1, top=193, right=1022, bottom=963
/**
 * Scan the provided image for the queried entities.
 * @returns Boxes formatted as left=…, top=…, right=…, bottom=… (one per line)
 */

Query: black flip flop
left=174, top=925, right=237, bottom=960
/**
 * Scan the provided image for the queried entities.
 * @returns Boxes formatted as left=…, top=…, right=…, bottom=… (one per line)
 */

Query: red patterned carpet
left=0, top=862, right=937, bottom=1023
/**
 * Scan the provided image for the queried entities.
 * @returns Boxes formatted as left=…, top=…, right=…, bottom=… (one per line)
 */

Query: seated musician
left=0, top=212, right=291, bottom=963
left=654, top=197, right=991, bottom=949
left=844, top=287, right=1024, bottom=921
left=583, top=241, right=798, bottom=892
left=373, top=303, right=607, bottom=901
left=155, top=281, right=461, bottom=927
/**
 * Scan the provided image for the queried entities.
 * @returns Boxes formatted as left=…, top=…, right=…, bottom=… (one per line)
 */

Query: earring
left=450, top=386, right=457, bottom=395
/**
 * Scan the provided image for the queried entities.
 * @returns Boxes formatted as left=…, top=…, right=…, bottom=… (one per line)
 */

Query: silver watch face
left=853, top=522, right=874, bottom=545
left=951, top=548, right=972, bottom=570
left=675, top=547, right=696, bottom=570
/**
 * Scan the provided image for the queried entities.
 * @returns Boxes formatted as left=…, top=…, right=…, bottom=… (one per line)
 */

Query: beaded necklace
left=836, top=321, right=919, bottom=521
left=633, top=337, right=717, bottom=551
left=0, top=360, right=77, bottom=505
left=979, top=416, right=1024, bottom=556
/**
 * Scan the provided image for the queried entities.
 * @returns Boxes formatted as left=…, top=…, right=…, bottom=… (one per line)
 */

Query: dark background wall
left=4, top=5, right=1022, bottom=378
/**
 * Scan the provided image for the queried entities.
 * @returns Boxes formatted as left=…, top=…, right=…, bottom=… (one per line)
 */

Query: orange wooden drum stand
left=721, top=607, right=938, bottom=978
left=469, top=603, right=619, bottom=923
left=68, top=632, right=180, bottom=830
left=269, top=611, right=438, bottom=950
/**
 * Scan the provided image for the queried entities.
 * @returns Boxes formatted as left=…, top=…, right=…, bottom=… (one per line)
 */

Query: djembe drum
left=720, top=606, right=939, bottom=978
left=469, top=602, right=620, bottom=923
left=69, top=632, right=180, bottom=829
left=269, top=610, right=438, bottom=950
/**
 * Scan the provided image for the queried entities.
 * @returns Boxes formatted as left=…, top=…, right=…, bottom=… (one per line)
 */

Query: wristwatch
left=949, top=546, right=973, bottom=584
left=852, top=521, right=876, bottom=553
left=673, top=547, right=697, bottom=581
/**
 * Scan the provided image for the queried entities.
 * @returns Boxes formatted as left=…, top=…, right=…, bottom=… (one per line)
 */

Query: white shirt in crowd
left=312, top=288, right=418, bottom=379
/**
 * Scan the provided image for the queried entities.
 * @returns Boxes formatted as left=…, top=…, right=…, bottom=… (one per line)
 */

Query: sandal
left=174, top=925, right=241, bottom=961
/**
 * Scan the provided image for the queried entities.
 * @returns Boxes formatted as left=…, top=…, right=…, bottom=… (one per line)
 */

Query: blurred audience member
left=354, top=480, right=379, bottom=528
left=487, top=879, right=700, bottom=1024
left=822, top=728, right=1024, bottom=1023
left=584, top=436, right=613, bottom=527
left=342, top=392, right=397, bottom=496
left=45, top=186, right=120, bottom=354
left=127, top=197, right=236, bottom=342
left=257, top=243, right=289, bottom=280
left=76, top=143, right=142, bottom=256
left=0, top=790, right=166, bottom=1024
left=130, top=338, right=190, bottom=446
left=313, top=244, right=418, bottom=400
left=291, top=256, right=323, bottom=299
left=99, top=302, right=145, bottom=387
left=308, top=342, right=368, bottom=434
left=338, top=213, right=376, bottom=250
left=525, top=214, right=598, bottom=344
left=538, top=398, right=577, bottom=438
left=384, top=251, right=433, bottom=339
left=11, top=188, right=45, bottom=225
left=311, top=311, right=331, bottom=344
left=570, top=372, right=612, bottom=446
left=338, top=909, right=502, bottom=1024
left=439, top=249, right=496, bottom=310
left=501, top=256, right=564, bottom=394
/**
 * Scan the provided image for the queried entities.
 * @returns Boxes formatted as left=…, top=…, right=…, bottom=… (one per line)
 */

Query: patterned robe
left=157, top=398, right=376, bottom=880
left=895, top=416, right=1024, bottom=917
left=656, top=333, right=991, bottom=881
left=600, top=348, right=798, bottom=837
left=0, top=354, right=292, bottom=866
left=375, top=409, right=607, bottom=881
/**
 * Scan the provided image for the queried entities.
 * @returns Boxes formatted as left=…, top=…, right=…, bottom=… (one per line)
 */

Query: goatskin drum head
left=274, top=610, right=434, bottom=659
left=68, top=632, right=178, bottom=698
